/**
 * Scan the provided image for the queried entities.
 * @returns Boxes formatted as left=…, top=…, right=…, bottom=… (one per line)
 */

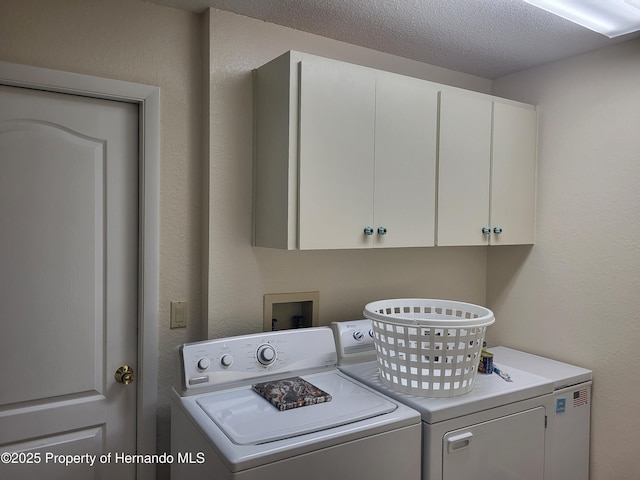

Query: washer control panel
left=331, top=319, right=377, bottom=366
left=179, top=327, right=338, bottom=394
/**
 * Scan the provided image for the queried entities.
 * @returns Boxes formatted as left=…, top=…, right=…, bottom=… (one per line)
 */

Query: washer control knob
left=369, top=329, right=374, bottom=338
left=197, top=357, right=211, bottom=371
left=220, top=354, right=233, bottom=367
left=353, top=331, right=364, bottom=341
left=256, top=344, right=277, bottom=366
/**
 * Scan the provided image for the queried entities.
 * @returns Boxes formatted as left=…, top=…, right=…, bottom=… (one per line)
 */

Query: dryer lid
left=196, top=371, right=396, bottom=445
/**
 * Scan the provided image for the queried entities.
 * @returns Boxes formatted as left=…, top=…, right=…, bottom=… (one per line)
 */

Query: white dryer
left=490, top=346, right=592, bottom=480
left=171, top=327, right=421, bottom=480
left=333, top=320, right=557, bottom=480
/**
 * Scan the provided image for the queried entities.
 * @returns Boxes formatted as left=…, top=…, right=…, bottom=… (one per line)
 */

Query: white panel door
left=0, top=85, right=138, bottom=479
left=437, top=91, right=492, bottom=246
left=491, top=102, right=537, bottom=245
left=443, top=407, right=546, bottom=480
left=374, top=73, right=438, bottom=248
left=298, top=57, right=376, bottom=250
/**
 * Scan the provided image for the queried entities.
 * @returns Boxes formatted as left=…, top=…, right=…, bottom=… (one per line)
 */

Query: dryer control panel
left=331, top=319, right=377, bottom=365
left=179, top=327, right=338, bottom=394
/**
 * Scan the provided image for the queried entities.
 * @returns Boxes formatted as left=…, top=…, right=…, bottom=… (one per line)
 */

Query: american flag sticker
left=573, top=388, right=589, bottom=407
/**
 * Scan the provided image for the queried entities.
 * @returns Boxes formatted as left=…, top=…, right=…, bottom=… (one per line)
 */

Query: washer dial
left=256, top=344, right=277, bottom=366
left=197, top=357, right=211, bottom=371
left=220, top=354, right=233, bottom=367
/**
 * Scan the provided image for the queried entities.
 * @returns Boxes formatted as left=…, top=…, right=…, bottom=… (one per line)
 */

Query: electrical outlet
left=171, top=301, right=188, bottom=329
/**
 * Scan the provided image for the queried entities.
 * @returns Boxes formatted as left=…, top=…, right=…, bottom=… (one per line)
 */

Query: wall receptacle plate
left=171, top=301, right=188, bottom=329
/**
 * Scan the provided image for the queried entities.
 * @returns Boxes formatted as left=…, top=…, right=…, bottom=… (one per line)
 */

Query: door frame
left=0, top=61, right=159, bottom=480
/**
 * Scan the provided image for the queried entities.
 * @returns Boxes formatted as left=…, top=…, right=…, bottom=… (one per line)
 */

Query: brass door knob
left=115, top=365, right=135, bottom=385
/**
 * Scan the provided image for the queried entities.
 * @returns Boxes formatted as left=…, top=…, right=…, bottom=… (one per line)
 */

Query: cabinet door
left=443, top=407, right=546, bottom=480
left=298, top=57, right=376, bottom=249
left=438, top=91, right=492, bottom=246
left=374, top=74, right=438, bottom=248
left=491, top=103, right=537, bottom=245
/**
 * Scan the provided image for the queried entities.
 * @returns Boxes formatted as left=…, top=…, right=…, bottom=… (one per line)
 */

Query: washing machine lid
left=196, top=371, right=397, bottom=445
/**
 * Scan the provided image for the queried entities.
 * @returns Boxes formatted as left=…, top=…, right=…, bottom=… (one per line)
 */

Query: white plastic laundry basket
left=364, top=299, right=495, bottom=397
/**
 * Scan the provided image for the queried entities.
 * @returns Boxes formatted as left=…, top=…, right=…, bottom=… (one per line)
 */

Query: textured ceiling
left=144, top=0, right=639, bottom=78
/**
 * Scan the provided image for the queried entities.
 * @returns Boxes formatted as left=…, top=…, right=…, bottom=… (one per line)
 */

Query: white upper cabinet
left=438, top=91, right=493, bottom=246
left=491, top=102, right=537, bottom=245
left=373, top=72, right=438, bottom=248
left=297, top=55, right=376, bottom=250
left=437, top=91, right=537, bottom=246
left=254, top=51, right=437, bottom=250
left=253, top=51, right=536, bottom=250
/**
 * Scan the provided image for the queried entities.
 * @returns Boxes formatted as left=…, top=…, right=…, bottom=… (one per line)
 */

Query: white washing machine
left=333, top=320, right=567, bottom=480
left=171, top=327, right=421, bottom=480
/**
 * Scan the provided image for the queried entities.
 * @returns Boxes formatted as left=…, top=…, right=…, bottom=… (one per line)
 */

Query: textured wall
left=0, top=1, right=491, bottom=476
left=489, top=39, right=640, bottom=479
left=206, top=8, right=492, bottom=341
left=0, top=1, right=204, bottom=477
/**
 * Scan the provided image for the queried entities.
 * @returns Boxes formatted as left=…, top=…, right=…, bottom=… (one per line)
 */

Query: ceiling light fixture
left=523, top=0, right=640, bottom=38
